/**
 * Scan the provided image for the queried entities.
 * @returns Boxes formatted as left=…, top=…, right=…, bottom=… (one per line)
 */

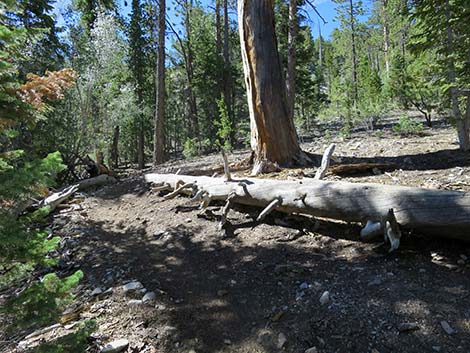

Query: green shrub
left=392, top=115, right=424, bottom=136
left=183, top=138, right=199, bottom=158
left=33, top=320, right=97, bottom=353
left=215, top=96, right=233, bottom=151
left=3, top=271, right=84, bottom=331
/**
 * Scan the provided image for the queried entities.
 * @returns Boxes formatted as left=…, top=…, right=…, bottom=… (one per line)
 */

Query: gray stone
left=277, top=332, right=287, bottom=349
left=142, top=291, right=157, bottom=303
left=122, top=281, right=143, bottom=294
left=305, top=348, right=318, bottom=353
left=367, top=276, right=383, bottom=286
left=319, top=291, right=330, bottom=305
left=440, top=321, right=455, bottom=335
left=128, top=299, right=143, bottom=306
left=299, top=282, right=309, bottom=290
left=90, top=288, right=103, bottom=296
left=100, top=339, right=129, bottom=353
left=154, top=230, right=166, bottom=237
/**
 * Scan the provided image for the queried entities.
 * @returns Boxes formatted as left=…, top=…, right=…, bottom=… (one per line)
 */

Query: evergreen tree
left=129, top=0, right=146, bottom=168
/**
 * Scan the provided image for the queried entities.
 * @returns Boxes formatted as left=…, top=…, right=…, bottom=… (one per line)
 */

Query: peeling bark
left=238, top=0, right=304, bottom=169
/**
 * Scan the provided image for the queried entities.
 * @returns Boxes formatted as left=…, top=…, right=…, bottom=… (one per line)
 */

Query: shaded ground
left=2, top=117, right=470, bottom=353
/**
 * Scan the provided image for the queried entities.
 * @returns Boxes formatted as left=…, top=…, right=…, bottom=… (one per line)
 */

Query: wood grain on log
left=145, top=173, right=470, bottom=240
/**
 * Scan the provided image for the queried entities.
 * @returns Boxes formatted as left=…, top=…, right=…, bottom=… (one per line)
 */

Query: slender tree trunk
left=137, top=112, right=145, bottom=169
left=382, top=0, right=390, bottom=77
left=445, top=0, right=469, bottom=150
left=238, top=0, right=303, bottom=168
left=223, top=0, right=234, bottom=144
left=318, top=24, right=323, bottom=69
left=109, top=125, right=120, bottom=168
left=215, top=0, right=222, bottom=55
left=400, top=0, right=407, bottom=61
left=184, top=0, right=199, bottom=143
left=153, top=0, right=166, bottom=165
left=130, top=0, right=145, bottom=169
left=349, top=0, right=358, bottom=105
left=286, top=0, right=297, bottom=121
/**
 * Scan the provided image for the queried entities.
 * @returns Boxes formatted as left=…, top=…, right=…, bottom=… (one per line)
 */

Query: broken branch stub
left=315, top=143, right=335, bottom=180
left=144, top=173, right=470, bottom=243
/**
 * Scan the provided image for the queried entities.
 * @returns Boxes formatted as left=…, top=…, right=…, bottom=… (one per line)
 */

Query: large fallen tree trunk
left=145, top=173, right=470, bottom=244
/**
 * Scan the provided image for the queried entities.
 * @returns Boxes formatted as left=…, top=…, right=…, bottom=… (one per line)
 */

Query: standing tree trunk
left=286, top=0, right=297, bottom=121
left=215, top=0, right=222, bottom=56
left=184, top=0, right=200, bottom=144
left=223, top=0, right=234, bottom=144
left=130, top=0, right=145, bottom=169
left=238, top=0, right=304, bottom=170
left=445, top=0, right=469, bottom=150
left=349, top=0, right=358, bottom=106
left=153, top=0, right=166, bottom=165
left=109, top=125, right=120, bottom=168
left=382, top=0, right=390, bottom=77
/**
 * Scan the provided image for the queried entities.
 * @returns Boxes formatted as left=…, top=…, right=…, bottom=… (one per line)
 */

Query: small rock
left=299, top=282, right=309, bottom=290
left=123, top=281, right=143, bottom=294
left=457, top=259, right=465, bottom=265
left=296, top=291, right=305, bottom=301
left=372, top=167, right=382, bottom=175
left=277, top=332, right=287, bottom=349
left=460, top=254, right=468, bottom=261
left=154, top=230, right=166, bottom=237
left=432, top=346, right=441, bottom=352
left=319, top=291, right=330, bottom=305
left=101, top=339, right=129, bottom=353
left=128, top=299, right=143, bottom=306
left=440, top=320, right=455, bottom=335
left=90, top=287, right=103, bottom=296
left=418, top=268, right=426, bottom=273
left=305, top=347, right=318, bottom=353
left=223, top=339, right=232, bottom=345
left=398, top=322, right=419, bottom=332
left=142, top=291, right=156, bottom=303
left=217, top=289, right=229, bottom=296
left=444, top=264, right=458, bottom=270
left=185, top=218, right=192, bottom=223
left=367, top=276, right=383, bottom=286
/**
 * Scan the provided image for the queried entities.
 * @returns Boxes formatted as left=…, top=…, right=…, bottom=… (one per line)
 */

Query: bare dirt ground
left=3, top=116, right=470, bottom=353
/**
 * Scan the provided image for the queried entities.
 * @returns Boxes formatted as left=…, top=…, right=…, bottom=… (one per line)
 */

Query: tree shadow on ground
left=68, top=183, right=470, bottom=353
left=303, top=148, right=470, bottom=174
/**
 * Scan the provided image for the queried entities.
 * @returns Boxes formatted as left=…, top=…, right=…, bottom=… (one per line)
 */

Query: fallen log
left=39, top=185, right=79, bottom=211
left=145, top=173, right=470, bottom=244
left=76, top=174, right=117, bottom=190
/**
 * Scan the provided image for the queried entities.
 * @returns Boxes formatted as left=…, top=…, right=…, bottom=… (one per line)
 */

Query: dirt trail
left=6, top=121, right=470, bottom=353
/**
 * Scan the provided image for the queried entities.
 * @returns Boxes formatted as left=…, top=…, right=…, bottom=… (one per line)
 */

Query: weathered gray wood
left=76, top=175, right=117, bottom=190
left=315, top=143, right=335, bottom=180
left=145, top=173, right=470, bottom=240
left=40, top=185, right=79, bottom=210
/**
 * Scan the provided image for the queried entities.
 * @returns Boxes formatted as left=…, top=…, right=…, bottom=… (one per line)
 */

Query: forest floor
left=3, top=114, right=470, bottom=353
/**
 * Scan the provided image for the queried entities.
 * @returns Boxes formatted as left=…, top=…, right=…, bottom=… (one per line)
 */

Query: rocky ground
left=1, top=115, right=470, bottom=353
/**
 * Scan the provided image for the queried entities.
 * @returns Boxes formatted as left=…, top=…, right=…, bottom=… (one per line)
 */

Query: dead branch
left=315, top=143, right=335, bottom=180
